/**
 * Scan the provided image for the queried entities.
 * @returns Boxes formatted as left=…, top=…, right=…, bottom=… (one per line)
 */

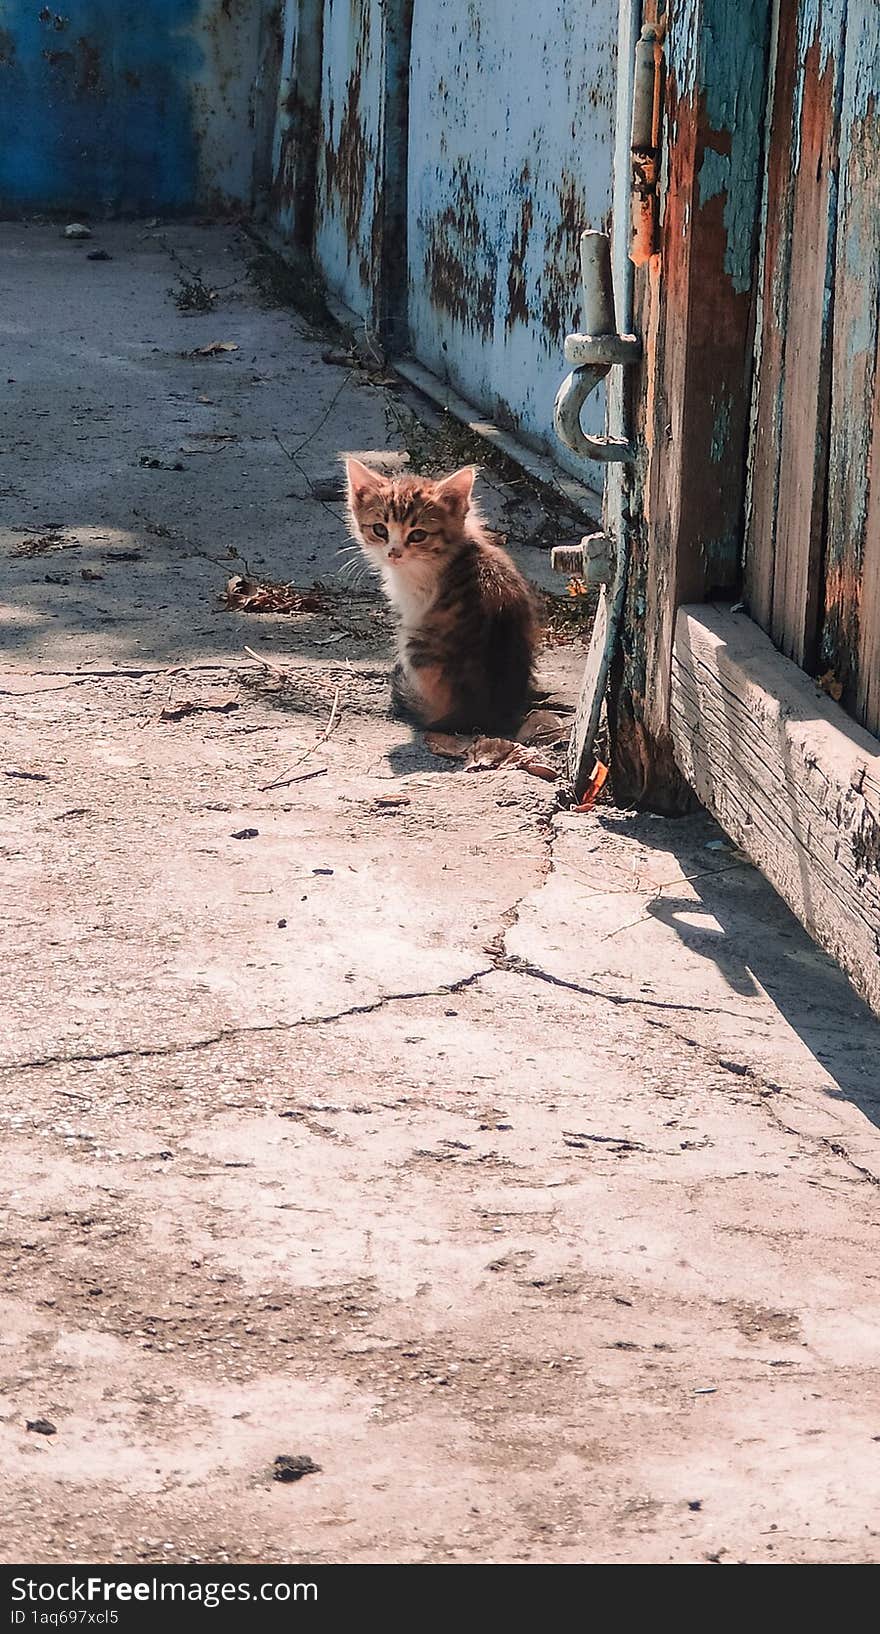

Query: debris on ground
left=572, top=759, right=609, bottom=812
left=273, top=1455, right=321, bottom=1483
left=172, top=275, right=219, bottom=313
left=87, top=250, right=112, bottom=262
left=468, top=737, right=557, bottom=780
left=62, top=223, right=91, bottom=240
left=226, top=576, right=327, bottom=615
left=257, top=686, right=341, bottom=790
left=817, top=669, right=844, bottom=702
left=188, top=340, right=239, bottom=358
left=231, top=827, right=259, bottom=840
left=139, top=454, right=186, bottom=471
left=159, top=698, right=239, bottom=722
left=516, top=709, right=566, bottom=745
left=12, top=532, right=77, bottom=557
left=425, top=731, right=558, bottom=781
left=26, top=1419, right=57, bottom=1436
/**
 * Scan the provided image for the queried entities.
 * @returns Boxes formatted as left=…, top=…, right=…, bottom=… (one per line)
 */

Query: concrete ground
left=3, top=224, right=880, bottom=1566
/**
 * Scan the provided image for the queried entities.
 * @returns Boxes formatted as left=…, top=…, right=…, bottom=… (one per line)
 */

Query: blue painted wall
left=0, top=1, right=268, bottom=214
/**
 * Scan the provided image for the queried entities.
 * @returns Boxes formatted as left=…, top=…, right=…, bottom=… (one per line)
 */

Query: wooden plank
left=744, top=0, right=798, bottom=634
left=857, top=368, right=880, bottom=733
left=609, top=0, right=772, bottom=810
left=768, top=4, right=844, bottom=668
left=822, top=1, right=880, bottom=732
left=671, top=604, right=880, bottom=1016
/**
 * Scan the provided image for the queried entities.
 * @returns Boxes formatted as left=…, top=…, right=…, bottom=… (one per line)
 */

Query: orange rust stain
left=541, top=172, right=587, bottom=345
left=323, top=65, right=368, bottom=247
left=425, top=162, right=494, bottom=337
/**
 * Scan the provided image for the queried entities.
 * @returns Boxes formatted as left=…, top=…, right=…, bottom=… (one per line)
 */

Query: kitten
left=344, top=458, right=538, bottom=733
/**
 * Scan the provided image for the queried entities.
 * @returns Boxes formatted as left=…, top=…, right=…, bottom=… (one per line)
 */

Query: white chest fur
left=381, top=561, right=438, bottom=636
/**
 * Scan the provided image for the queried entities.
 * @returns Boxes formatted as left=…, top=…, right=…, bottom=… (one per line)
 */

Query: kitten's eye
left=371, top=523, right=389, bottom=541
left=407, top=529, right=428, bottom=544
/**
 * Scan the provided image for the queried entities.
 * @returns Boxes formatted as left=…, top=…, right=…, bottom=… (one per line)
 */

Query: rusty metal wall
left=269, top=0, right=616, bottom=472
left=312, top=0, right=387, bottom=319
left=406, top=0, right=616, bottom=462
left=0, top=0, right=269, bottom=214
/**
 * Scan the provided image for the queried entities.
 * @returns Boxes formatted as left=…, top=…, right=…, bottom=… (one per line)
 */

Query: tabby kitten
left=344, top=459, right=538, bottom=733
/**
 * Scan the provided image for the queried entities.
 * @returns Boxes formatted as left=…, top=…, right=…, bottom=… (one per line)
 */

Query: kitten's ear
left=344, top=456, right=383, bottom=502
left=435, top=465, right=477, bottom=512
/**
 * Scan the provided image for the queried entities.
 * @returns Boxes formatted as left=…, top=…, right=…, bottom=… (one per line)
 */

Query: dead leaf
left=467, top=737, right=557, bottom=781
left=516, top=709, right=565, bottom=746
left=572, top=758, right=609, bottom=811
left=817, top=669, right=843, bottom=702
left=189, top=340, right=239, bottom=358
left=424, top=732, right=470, bottom=760
left=425, top=729, right=557, bottom=779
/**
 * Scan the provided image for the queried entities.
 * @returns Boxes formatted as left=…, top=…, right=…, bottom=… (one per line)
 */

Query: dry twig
left=258, top=687, right=342, bottom=792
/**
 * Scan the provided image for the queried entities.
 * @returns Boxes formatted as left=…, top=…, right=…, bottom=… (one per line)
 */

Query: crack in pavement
left=0, top=965, right=495, bottom=1075
left=498, top=952, right=748, bottom=1022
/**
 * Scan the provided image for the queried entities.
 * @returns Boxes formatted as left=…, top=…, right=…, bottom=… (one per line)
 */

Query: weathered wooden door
left=745, top=0, right=880, bottom=735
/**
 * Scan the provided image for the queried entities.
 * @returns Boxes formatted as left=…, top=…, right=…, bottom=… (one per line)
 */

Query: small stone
left=26, top=1418, right=57, bottom=1436
left=273, top=1454, right=321, bottom=1483
left=63, top=223, right=91, bottom=239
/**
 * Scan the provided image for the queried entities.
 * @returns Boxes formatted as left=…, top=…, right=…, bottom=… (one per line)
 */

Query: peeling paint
left=407, top=0, right=615, bottom=471
left=312, top=0, right=385, bottom=320
left=709, top=396, right=732, bottom=463
left=697, top=144, right=730, bottom=206
left=669, top=0, right=770, bottom=296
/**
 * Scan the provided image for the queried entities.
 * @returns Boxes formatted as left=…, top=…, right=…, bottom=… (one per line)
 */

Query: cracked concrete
left=3, top=225, right=880, bottom=1565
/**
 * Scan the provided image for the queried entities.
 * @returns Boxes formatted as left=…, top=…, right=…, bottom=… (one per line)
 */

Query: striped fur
left=344, top=459, right=538, bottom=733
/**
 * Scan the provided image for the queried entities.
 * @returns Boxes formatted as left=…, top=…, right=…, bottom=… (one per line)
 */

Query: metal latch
left=553, top=231, right=640, bottom=465
left=549, top=532, right=614, bottom=584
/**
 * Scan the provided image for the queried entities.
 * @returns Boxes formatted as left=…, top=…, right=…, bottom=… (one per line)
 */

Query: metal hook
left=554, top=230, right=640, bottom=465
left=554, top=365, right=634, bottom=463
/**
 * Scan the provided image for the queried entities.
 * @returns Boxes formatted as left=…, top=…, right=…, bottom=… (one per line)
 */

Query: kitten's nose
left=388, top=546, right=402, bottom=560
